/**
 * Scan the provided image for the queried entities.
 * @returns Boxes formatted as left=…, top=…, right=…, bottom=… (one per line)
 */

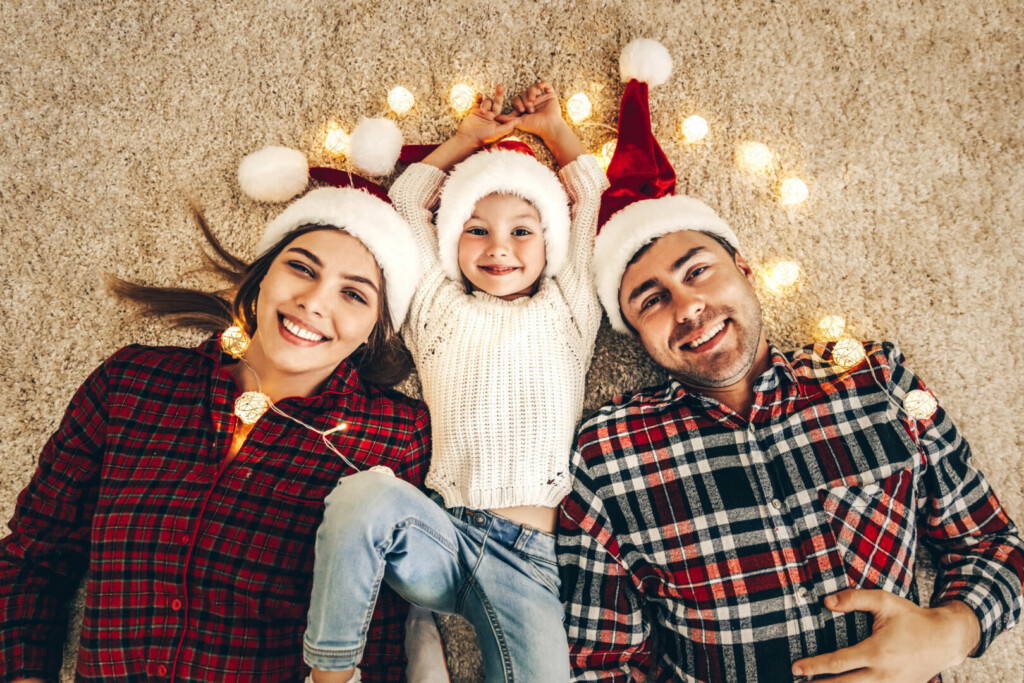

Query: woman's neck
left=230, top=341, right=333, bottom=402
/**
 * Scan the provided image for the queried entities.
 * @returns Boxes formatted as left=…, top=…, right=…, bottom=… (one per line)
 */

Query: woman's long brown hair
left=108, top=206, right=413, bottom=386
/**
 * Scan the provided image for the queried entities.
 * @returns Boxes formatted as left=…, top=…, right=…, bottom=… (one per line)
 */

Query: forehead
left=472, top=193, right=540, bottom=218
left=621, top=230, right=722, bottom=286
left=283, top=229, right=381, bottom=283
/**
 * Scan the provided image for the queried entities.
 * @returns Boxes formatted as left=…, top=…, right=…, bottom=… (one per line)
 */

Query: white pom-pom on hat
left=238, top=146, right=309, bottom=202
left=350, top=117, right=403, bottom=177
left=619, top=38, right=673, bottom=87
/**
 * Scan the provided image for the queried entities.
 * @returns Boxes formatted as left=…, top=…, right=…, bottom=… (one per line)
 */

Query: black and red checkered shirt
left=0, top=338, right=430, bottom=682
left=558, top=341, right=1023, bottom=681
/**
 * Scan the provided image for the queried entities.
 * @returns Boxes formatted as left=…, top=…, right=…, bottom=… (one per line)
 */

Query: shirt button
left=771, top=498, right=784, bottom=511
left=796, top=586, right=810, bottom=600
left=157, top=664, right=168, bottom=676
left=179, top=534, right=191, bottom=545
left=170, top=598, right=183, bottom=611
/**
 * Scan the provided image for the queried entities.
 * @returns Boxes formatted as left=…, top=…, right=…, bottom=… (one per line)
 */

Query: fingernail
left=792, top=665, right=803, bottom=677
left=824, top=595, right=837, bottom=608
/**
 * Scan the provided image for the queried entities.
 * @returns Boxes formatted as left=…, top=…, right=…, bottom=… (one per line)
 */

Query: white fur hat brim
left=435, top=149, right=571, bottom=282
left=259, top=187, right=422, bottom=329
left=593, top=194, right=740, bottom=334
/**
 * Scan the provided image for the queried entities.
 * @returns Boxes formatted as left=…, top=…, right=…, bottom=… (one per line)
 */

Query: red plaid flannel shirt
left=558, top=341, right=1024, bottom=681
left=0, top=338, right=430, bottom=682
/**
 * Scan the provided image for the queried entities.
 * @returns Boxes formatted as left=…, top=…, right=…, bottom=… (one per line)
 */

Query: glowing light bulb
left=817, top=315, right=846, bottom=341
left=220, top=325, right=250, bottom=359
left=566, top=92, right=592, bottom=124
left=780, top=177, right=809, bottom=205
left=596, top=139, right=617, bottom=169
left=234, top=391, right=271, bottom=425
left=832, top=337, right=866, bottom=369
left=681, top=115, right=709, bottom=143
left=449, top=83, right=475, bottom=114
left=736, top=141, right=773, bottom=174
left=387, top=86, right=415, bottom=115
left=323, top=123, right=350, bottom=157
left=763, top=260, right=801, bottom=293
left=903, top=390, right=938, bottom=420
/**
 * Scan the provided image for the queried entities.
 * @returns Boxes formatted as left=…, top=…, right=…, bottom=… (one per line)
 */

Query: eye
left=465, top=226, right=487, bottom=236
left=343, top=289, right=368, bottom=305
left=686, top=265, right=709, bottom=281
left=512, top=227, right=533, bottom=237
left=639, top=293, right=664, bottom=312
left=288, top=260, right=315, bottom=277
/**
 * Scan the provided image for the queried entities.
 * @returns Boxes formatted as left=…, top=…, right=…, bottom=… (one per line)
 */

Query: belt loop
left=513, top=525, right=534, bottom=551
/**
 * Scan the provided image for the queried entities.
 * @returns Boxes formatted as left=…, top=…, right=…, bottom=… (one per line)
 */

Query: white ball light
left=596, top=139, right=617, bottom=169
left=387, top=86, right=415, bottom=115
left=780, top=177, right=809, bottom=205
left=832, top=337, right=866, bottom=370
left=681, top=115, right=709, bottom=143
left=737, top=141, right=773, bottom=174
left=903, top=390, right=938, bottom=420
left=323, top=123, right=350, bottom=157
left=817, top=315, right=846, bottom=341
left=764, top=260, right=800, bottom=293
left=566, top=92, right=593, bottom=124
left=449, top=83, right=475, bottom=114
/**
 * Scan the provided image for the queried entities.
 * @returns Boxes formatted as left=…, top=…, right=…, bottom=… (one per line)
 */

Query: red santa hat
left=237, top=117, right=421, bottom=329
left=434, top=139, right=571, bottom=283
left=594, top=39, right=740, bottom=334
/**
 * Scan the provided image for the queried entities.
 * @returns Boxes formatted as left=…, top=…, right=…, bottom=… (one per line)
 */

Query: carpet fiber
left=1, top=1, right=1021, bottom=680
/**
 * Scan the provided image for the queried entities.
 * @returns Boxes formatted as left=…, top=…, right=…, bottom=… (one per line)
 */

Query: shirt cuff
left=390, top=162, right=446, bottom=208
left=933, top=578, right=1019, bottom=657
left=558, top=154, right=609, bottom=204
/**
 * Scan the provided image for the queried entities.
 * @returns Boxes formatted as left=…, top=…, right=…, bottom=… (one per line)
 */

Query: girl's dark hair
left=109, top=206, right=412, bottom=386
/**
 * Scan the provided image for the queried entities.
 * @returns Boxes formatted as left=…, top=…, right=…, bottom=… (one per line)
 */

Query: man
left=557, top=40, right=1024, bottom=681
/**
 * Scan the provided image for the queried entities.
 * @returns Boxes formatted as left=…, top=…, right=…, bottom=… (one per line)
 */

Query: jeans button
left=474, top=513, right=486, bottom=526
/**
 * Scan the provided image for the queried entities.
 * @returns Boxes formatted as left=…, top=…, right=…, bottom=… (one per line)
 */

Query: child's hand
left=501, top=82, right=568, bottom=140
left=455, top=85, right=521, bottom=148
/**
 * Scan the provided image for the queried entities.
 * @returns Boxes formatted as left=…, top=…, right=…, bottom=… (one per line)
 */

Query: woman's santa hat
left=237, top=117, right=421, bottom=329
left=594, top=39, right=740, bottom=334
left=434, top=139, right=571, bottom=283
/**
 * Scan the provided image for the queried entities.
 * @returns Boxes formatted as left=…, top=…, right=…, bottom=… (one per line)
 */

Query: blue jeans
left=303, top=470, right=570, bottom=682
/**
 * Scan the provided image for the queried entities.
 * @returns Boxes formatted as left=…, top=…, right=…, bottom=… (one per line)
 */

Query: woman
left=0, top=146, right=429, bottom=682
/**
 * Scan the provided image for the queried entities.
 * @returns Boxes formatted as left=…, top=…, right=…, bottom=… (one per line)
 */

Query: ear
left=733, top=251, right=755, bottom=283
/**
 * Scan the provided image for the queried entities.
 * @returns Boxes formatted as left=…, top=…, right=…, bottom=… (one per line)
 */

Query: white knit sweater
left=390, top=155, right=609, bottom=509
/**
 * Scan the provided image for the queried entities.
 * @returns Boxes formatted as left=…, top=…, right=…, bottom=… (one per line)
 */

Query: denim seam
left=392, top=517, right=459, bottom=557
left=469, top=576, right=515, bottom=681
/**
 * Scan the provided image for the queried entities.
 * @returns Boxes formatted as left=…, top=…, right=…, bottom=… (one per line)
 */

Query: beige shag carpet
left=1, top=1, right=1021, bottom=680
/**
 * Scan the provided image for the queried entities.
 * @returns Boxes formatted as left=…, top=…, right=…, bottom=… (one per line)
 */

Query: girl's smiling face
left=246, top=228, right=383, bottom=393
left=457, top=193, right=546, bottom=300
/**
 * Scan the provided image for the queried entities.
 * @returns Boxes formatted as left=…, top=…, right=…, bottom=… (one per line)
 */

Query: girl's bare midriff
left=491, top=505, right=557, bottom=534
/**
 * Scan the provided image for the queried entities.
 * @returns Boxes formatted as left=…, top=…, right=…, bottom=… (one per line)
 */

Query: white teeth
left=687, top=321, right=725, bottom=349
left=282, top=317, right=324, bottom=342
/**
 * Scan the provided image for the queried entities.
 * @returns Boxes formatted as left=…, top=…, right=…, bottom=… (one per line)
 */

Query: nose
left=485, top=234, right=510, bottom=258
left=295, top=280, right=331, bottom=318
left=669, top=284, right=704, bottom=324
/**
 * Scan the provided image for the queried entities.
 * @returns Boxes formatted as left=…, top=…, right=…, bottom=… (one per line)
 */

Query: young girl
left=0, top=148, right=430, bottom=682
left=304, top=84, right=608, bottom=681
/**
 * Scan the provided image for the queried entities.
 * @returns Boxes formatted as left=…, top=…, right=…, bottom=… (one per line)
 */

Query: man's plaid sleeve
left=0, top=357, right=108, bottom=680
left=558, top=438, right=651, bottom=681
left=885, top=344, right=1024, bottom=655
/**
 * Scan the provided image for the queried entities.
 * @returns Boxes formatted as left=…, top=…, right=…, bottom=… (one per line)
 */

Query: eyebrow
left=286, top=247, right=380, bottom=293
left=626, top=246, right=707, bottom=304
left=467, top=214, right=541, bottom=221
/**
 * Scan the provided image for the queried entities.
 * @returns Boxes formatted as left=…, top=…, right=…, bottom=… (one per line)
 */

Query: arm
left=793, top=345, right=1023, bottom=680
left=0, top=360, right=108, bottom=681
left=557, top=448, right=652, bottom=681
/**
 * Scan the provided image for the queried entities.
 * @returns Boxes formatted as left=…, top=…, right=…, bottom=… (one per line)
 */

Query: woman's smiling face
left=247, top=228, right=383, bottom=391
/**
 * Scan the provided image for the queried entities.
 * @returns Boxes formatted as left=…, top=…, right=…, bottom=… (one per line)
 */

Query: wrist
left=452, top=131, right=483, bottom=151
left=935, top=600, right=981, bottom=664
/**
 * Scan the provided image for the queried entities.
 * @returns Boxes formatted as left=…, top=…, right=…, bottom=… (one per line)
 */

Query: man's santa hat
left=594, top=39, right=741, bottom=334
left=237, top=117, right=421, bottom=329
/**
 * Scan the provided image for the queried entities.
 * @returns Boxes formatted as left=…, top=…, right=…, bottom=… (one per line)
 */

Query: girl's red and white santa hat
left=238, top=118, right=421, bottom=329
left=594, top=39, right=741, bottom=334
left=434, top=139, right=571, bottom=283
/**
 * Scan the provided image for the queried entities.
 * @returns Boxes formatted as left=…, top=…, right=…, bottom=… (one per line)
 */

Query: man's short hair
left=625, top=229, right=739, bottom=270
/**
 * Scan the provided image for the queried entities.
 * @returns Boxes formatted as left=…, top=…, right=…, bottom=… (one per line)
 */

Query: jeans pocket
left=521, top=550, right=561, bottom=597
left=818, top=466, right=917, bottom=593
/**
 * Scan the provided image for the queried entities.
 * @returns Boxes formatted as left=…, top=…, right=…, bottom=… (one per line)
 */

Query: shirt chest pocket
left=818, top=465, right=918, bottom=596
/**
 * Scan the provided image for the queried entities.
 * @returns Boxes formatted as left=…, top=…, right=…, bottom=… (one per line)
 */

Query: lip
left=678, top=319, right=730, bottom=353
left=278, top=313, right=330, bottom=347
left=479, top=265, right=520, bottom=276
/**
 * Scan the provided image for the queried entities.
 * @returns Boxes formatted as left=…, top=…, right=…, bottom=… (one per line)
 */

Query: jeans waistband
left=428, top=489, right=556, bottom=558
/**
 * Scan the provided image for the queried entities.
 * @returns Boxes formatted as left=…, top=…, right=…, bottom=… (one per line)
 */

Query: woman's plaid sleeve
left=0, top=356, right=109, bottom=679
left=557, top=437, right=651, bottom=681
left=885, top=344, right=1024, bottom=656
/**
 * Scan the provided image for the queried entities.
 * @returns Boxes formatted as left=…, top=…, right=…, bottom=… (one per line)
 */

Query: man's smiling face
left=619, top=229, right=765, bottom=389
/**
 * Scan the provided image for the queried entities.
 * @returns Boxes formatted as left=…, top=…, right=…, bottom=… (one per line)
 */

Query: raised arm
left=0, top=359, right=109, bottom=681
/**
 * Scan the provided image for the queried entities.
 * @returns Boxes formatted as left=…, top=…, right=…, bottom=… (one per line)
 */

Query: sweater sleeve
left=0, top=358, right=109, bottom=680
left=388, top=162, right=447, bottom=270
left=882, top=344, right=1024, bottom=656
left=555, top=154, right=610, bottom=324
